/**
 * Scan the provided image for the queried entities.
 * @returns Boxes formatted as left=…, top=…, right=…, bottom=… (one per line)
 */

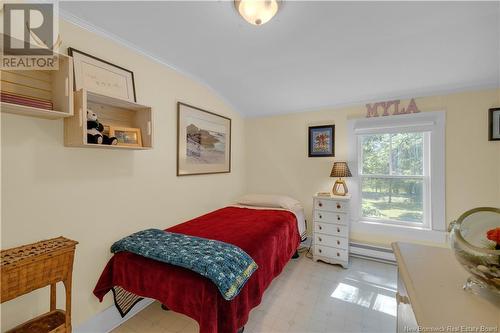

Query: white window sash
left=354, top=122, right=435, bottom=135
left=360, top=174, right=424, bottom=179
left=347, top=111, right=446, bottom=241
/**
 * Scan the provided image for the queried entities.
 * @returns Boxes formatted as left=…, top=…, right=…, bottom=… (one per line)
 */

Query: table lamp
left=330, top=162, right=352, bottom=196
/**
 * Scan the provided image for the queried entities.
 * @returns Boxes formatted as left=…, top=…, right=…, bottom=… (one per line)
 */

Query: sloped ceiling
left=61, top=1, right=500, bottom=116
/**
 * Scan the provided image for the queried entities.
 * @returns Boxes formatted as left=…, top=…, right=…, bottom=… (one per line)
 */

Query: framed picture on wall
left=177, top=102, right=231, bottom=176
left=308, top=125, right=335, bottom=157
left=68, top=47, right=137, bottom=102
left=489, top=108, right=500, bottom=141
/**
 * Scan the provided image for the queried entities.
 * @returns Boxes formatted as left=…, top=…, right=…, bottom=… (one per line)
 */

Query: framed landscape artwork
left=308, top=125, right=335, bottom=157
left=177, top=102, right=231, bottom=176
left=489, top=108, right=500, bottom=141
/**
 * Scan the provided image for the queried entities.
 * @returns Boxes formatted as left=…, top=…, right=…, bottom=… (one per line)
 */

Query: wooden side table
left=1, top=237, right=78, bottom=333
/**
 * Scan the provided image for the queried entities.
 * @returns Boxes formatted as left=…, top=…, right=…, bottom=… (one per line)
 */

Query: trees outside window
left=359, top=132, right=427, bottom=225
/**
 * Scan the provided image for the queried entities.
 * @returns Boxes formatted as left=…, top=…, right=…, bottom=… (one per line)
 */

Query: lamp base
left=332, top=178, right=348, bottom=196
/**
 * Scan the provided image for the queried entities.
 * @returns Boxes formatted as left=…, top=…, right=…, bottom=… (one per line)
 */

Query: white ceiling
left=60, top=1, right=500, bottom=117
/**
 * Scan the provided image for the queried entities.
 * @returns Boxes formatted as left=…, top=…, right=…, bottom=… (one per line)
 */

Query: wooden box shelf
left=1, top=54, right=74, bottom=119
left=64, top=89, right=153, bottom=150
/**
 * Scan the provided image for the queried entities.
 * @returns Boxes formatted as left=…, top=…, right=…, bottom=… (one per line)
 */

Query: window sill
left=359, top=218, right=431, bottom=230
left=351, top=219, right=448, bottom=244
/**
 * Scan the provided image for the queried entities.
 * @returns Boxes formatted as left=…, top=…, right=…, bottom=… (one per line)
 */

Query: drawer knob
left=337, top=216, right=340, bottom=221
left=319, top=226, right=322, bottom=230
left=336, top=204, right=341, bottom=209
left=337, top=240, right=340, bottom=245
left=318, top=237, right=322, bottom=242
left=337, top=227, right=340, bottom=232
left=319, top=214, right=322, bottom=219
left=336, top=252, right=340, bottom=257
left=318, top=202, right=323, bottom=207
left=318, top=249, right=322, bottom=253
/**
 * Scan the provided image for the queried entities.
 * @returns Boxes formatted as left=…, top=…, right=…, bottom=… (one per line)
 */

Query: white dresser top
left=392, top=242, right=500, bottom=328
left=314, top=194, right=351, bottom=200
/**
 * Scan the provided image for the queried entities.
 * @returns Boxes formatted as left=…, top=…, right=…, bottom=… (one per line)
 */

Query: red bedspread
left=93, top=207, right=300, bottom=333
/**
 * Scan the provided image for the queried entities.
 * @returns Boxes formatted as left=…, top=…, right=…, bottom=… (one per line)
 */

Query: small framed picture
left=308, top=125, right=335, bottom=157
left=68, top=47, right=137, bottom=102
left=109, top=126, right=142, bottom=147
left=489, top=108, right=500, bottom=141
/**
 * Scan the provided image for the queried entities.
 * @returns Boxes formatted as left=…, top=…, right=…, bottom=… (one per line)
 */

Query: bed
left=93, top=199, right=306, bottom=333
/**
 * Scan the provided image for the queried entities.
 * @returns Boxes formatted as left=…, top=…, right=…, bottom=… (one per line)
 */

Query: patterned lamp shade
left=330, top=162, right=352, bottom=178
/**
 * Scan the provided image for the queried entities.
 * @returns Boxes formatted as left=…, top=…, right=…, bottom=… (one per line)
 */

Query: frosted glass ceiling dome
left=235, top=0, right=280, bottom=26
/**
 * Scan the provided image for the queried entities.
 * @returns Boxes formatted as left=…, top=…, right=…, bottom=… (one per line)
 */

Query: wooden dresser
left=312, top=194, right=351, bottom=268
left=392, top=242, right=500, bottom=333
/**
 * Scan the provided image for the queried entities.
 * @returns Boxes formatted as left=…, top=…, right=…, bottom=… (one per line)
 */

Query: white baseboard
left=349, top=242, right=396, bottom=264
left=74, top=298, right=154, bottom=333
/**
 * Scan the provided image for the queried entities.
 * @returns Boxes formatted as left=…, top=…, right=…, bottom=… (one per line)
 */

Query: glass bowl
left=449, top=207, right=500, bottom=295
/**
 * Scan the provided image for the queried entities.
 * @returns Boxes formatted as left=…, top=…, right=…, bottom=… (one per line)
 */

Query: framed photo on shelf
left=489, top=108, right=500, bottom=141
left=68, top=47, right=137, bottom=102
left=177, top=102, right=231, bottom=176
left=109, top=126, right=142, bottom=147
left=308, top=125, right=335, bottom=157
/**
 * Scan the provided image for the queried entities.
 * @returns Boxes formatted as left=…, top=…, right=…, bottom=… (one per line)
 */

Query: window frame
left=357, top=131, right=430, bottom=229
left=347, top=111, right=446, bottom=243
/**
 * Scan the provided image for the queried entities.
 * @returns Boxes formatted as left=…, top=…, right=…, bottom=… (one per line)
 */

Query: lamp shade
left=330, top=162, right=352, bottom=178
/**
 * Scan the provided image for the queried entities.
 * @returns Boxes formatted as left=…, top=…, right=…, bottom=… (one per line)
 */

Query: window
left=348, top=111, right=446, bottom=240
left=359, top=131, right=429, bottom=227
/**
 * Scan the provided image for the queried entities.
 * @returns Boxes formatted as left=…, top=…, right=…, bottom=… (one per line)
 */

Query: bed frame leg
left=161, top=304, right=169, bottom=311
left=292, top=250, right=299, bottom=259
left=237, top=327, right=244, bottom=333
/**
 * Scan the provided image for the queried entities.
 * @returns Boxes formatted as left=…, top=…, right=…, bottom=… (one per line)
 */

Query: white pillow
left=237, top=194, right=302, bottom=210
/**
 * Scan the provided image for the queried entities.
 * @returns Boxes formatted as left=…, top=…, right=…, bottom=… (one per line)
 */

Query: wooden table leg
left=64, top=278, right=72, bottom=333
left=50, top=283, right=56, bottom=311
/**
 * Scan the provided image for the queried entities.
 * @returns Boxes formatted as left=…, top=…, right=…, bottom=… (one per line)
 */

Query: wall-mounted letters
left=366, top=98, right=420, bottom=118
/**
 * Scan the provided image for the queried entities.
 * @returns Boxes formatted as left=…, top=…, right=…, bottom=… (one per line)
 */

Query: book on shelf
left=1, top=98, right=53, bottom=110
left=1, top=92, right=53, bottom=110
left=1, top=91, right=53, bottom=104
left=1, top=96, right=53, bottom=107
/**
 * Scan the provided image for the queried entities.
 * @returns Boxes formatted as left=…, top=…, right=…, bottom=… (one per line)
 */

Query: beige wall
left=0, top=20, right=246, bottom=330
left=245, top=89, right=500, bottom=245
left=1, top=15, right=500, bottom=333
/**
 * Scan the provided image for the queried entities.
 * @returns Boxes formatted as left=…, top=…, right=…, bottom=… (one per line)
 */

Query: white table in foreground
left=392, top=242, right=500, bottom=333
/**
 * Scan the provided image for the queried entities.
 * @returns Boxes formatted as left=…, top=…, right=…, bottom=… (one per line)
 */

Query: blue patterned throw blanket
left=111, top=229, right=258, bottom=300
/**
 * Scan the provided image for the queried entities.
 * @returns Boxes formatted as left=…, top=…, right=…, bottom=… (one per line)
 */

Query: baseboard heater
left=349, top=242, right=396, bottom=264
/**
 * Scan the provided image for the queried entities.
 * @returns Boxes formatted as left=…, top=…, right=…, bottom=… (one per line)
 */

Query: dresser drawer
left=314, top=222, right=348, bottom=238
left=315, top=233, right=348, bottom=250
left=314, top=245, right=348, bottom=261
left=314, top=211, right=348, bottom=225
left=314, top=198, right=347, bottom=212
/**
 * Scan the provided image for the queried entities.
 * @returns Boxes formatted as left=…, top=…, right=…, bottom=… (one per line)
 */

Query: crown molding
left=59, top=8, right=241, bottom=115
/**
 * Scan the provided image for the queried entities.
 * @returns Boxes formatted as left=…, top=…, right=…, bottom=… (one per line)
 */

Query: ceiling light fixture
left=234, top=0, right=280, bottom=26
